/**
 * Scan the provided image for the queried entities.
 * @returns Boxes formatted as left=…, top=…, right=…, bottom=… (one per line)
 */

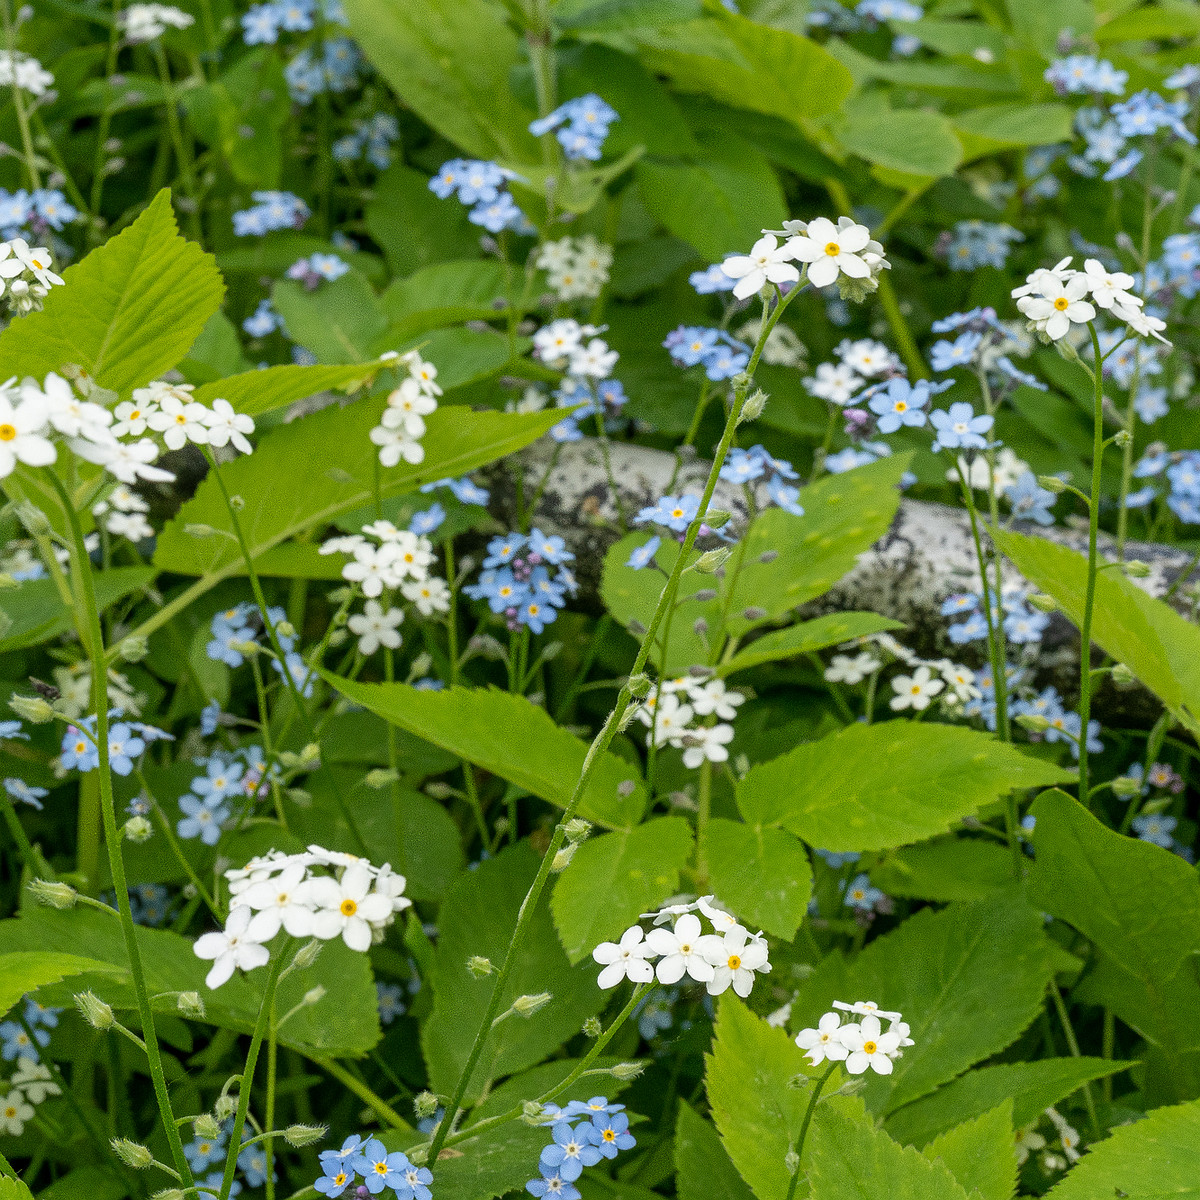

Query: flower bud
left=117, top=634, right=149, bottom=663
left=693, top=588, right=717, bottom=602
left=522, top=1100, right=548, bottom=1123
left=738, top=389, right=768, bottom=424
left=512, top=992, right=552, bottom=1017
left=28, top=878, right=77, bottom=909
left=1111, top=775, right=1143, bottom=798
left=214, top=1095, right=238, bottom=1122
left=627, top=673, right=651, bottom=698
left=616, top=779, right=636, bottom=797
left=627, top=619, right=647, bottom=638
left=75, top=990, right=113, bottom=1030
left=424, top=781, right=454, bottom=799
left=1037, top=475, right=1068, bottom=493
left=551, top=845, right=576, bottom=873
left=9, top=693, right=53, bottom=723
left=704, top=510, right=731, bottom=529
left=185, top=523, right=217, bottom=538
left=285, top=1123, right=328, bottom=1147
left=583, top=1016, right=602, bottom=1038
left=610, top=1062, right=645, bottom=1081
left=467, top=956, right=495, bottom=978
left=152, top=1189, right=186, bottom=1200
left=693, top=618, right=708, bottom=636
left=759, top=549, right=779, bottom=563
left=229, top=494, right=246, bottom=511
left=123, top=815, right=153, bottom=843
left=366, top=768, right=401, bottom=789
left=414, top=1091, right=440, bottom=1119
left=541, top=641, right=564, bottom=661
left=1015, top=713, right=1051, bottom=733
left=112, top=1138, right=155, bottom=1168
left=742, top=606, right=767, bottom=621
left=177, top=991, right=205, bottom=1018
left=695, top=548, right=732, bottom=574
left=563, top=818, right=591, bottom=844
left=193, top=1113, right=221, bottom=1139
left=1111, top=662, right=1135, bottom=685
left=1123, top=560, right=1151, bottom=578
left=291, top=939, right=323, bottom=971
left=1113, top=429, right=1132, bottom=446
left=15, top=501, right=50, bottom=534
left=1028, top=593, right=1057, bottom=613
left=409, top=651, right=433, bottom=676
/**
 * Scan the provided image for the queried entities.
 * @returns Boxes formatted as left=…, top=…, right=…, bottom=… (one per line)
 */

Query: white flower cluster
left=825, top=633, right=978, bottom=713
left=722, top=217, right=890, bottom=301
left=535, top=234, right=613, bottom=301
left=794, top=999, right=914, bottom=1076
left=92, top=483, right=153, bottom=543
left=532, top=318, right=618, bottom=379
left=0, top=51, right=54, bottom=98
left=0, top=239, right=64, bottom=315
left=636, top=676, right=745, bottom=768
left=118, top=3, right=194, bottom=42
left=369, top=350, right=440, bottom=467
left=804, top=337, right=901, bottom=406
left=194, top=846, right=412, bottom=989
left=320, top=519, right=448, bottom=615
left=592, top=895, right=770, bottom=997
left=0, top=1058, right=60, bottom=1136
left=1013, top=256, right=1169, bottom=344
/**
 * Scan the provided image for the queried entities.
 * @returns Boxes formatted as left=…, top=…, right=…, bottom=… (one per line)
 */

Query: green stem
left=265, top=990, right=279, bottom=1200
left=1, top=0, right=42, bottom=189
left=139, top=772, right=220, bottom=917
left=1049, top=981, right=1101, bottom=1140
left=47, top=473, right=194, bottom=1189
left=874, top=272, right=927, bottom=380
left=0, top=787, right=45, bottom=877
left=445, top=538, right=460, bottom=687
left=151, top=43, right=201, bottom=239
left=311, top=1056, right=412, bottom=1131
left=783, top=1063, right=837, bottom=1200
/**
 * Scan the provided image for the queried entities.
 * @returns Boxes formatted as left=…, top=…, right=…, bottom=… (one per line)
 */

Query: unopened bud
left=366, top=768, right=401, bottom=789
left=583, top=1016, right=602, bottom=1038
left=1113, top=429, right=1132, bottom=446
left=177, top=991, right=205, bottom=1018
left=738, top=389, right=768, bottom=423
left=414, top=1091, right=439, bottom=1119
left=563, top=818, right=591, bottom=843
left=512, top=992, right=552, bottom=1017
left=468, top=634, right=507, bottom=661
left=1124, top=560, right=1151, bottom=578
left=732, top=371, right=752, bottom=390
left=611, top=1061, right=645, bottom=1081
left=299, top=742, right=320, bottom=765
left=693, top=618, right=709, bottom=636
left=616, top=779, right=636, bottom=797
left=214, top=1095, right=238, bottom=1122
left=1015, top=713, right=1051, bottom=733
left=152, top=1189, right=186, bottom=1200
left=1143, top=795, right=1173, bottom=815
left=541, top=641, right=563, bottom=661
left=703, top=510, right=731, bottom=528
left=522, top=1100, right=548, bottom=1123
left=301, top=986, right=326, bottom=1007
left=1111, top=775, right=1143, bottom=798
left=193, top=1113, right=221, bottom=1139
left=230, top=639, right=260, bottom=657
left=123, top=815, right=153, bottom=843
left=693, top=588, right=717, bottom=602
left=117, top=634, right=149, bottom=662
left=695, top=547, right=732, bottom=574
left=1028, top=593, right=1057, bottom=613
left=784, top=1149, right=799, bottom=1174
left=15, top=501, right=50, bottom=534
left=551, top=845, right=576, bottom=873
left=10, top=693, right=53, bottom=723
left=75, top=990, right=113, bottom=1030
left=1111, top=662, right=1135, bottom=685
left=28, top=878, right=77, bottom=909
left=759, top=550, right=779, bottom=563
left=291, top=939, right=323, bottom=971
left=467, top=955, right=495, bottom=978
left=742, top=606, right=767, bottom=621
left=424, top=781, right=454, bottom=799
left=111, top=1138, right=154, bottom=1168
left=1037, top=475, right=1067, bottom=493
left=627, top=619, right=647, bottom=637
left=285, top=1123, right=328, bottom=1147
left=185, top=523, right=217, bottom=538
left=229, top=494, right=245, bottom=511
left=627, top=672, right=651, bottom=698
left=410, top=651, right=433, bottom=676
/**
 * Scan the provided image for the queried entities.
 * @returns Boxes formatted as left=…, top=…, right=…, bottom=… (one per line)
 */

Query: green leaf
left=153, top=402, right=561, bottom=578
left=1093, top=5, right=1200, bottom=43
left=797, top=896, right=1060, bottom=1112
left=28, top=1167, right=122, bottom=1200
left=0, top=566, right=153, bottom=653
left=872, top=838, right=1017, bottom=903
left=703, top=818, right=812, bottom=940
left=365, top=164, right=479, bottom=277
left=193, top=362, right=381, bottom=418
left=273, top=272, right=387, bottom=364
left=922, top=1102, right=1017, bottom=1200
left=421, top=842, right=605, bottom=1103
left=0, top=951, right=123, bottom=1020
left=0, top=189, right=224, bottom=392
left=884, top=1058, right=1132, bottom=1151
left=952, top=103, right=1074, bottom=161
left=0, top=1179, right=34, bottom=1200
left=836, top=107, right=964, bottom=178
left=737, top=722, right=1074, bottom=853
left=995, top=530, right=1200, bottom=735
left=555, top=0, right=702, bottom=30
left=343, top=0, right=538, bottom=163
left=706, top=994, right=821, bottom=1200
left=675, top=1099, right=755, bottom=1200
left=635, top=132, right=787, bottom=261
left=808, top=1105, right=970, bottom=1200
left=1005, top=0, right=1094, bottom=54
left=552, top=817, right=694, bottom=962
left=1044, top=1097, right=1200, bottom=1199
left=426, top=1118, right=567, bottom=1200
left=318, top=678, right=647, bottom=830
left=719, top=612, right=903, bottom=677
left=1028, top=789, right=1200, bottom=1103
left=381, top=260, right=513, bottom=339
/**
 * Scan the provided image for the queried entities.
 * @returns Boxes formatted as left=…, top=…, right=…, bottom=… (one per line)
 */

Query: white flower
left=321, top=534, right=367, bottom=556
left=5, top=239, right=62, bottom=289
left=31, top=372, right=112, bottom=441
left=0, top=388, right=55, bottom=478
left=1015, top=274, right=1096, bottom=341
left=1112, top=300, right=1171, bottom=345
left=837, top=337, right=898, bottom=376
left=387, top=377, right=438, bottom=418
left=0, top=51, right=54, bottom=97
left=704, top=926, right=770, bottom=997
left=786, top=217, right=873, bottom=289
left=639, top=693, right=693, bottom=746
left=795, top=1012, right=851, bottom=1066
left=825, top=652, right=880, bottom=685
left=370, top=423, right=424, bottom=467
left=1011, top=257, right=1073, bottom=299
left=832, top=998, right=902, bottom=1021
left=568, top=337, right=618, bottom=378
left=839, top=1014, right=903, bottom=1075
left=949, top=446, right=1028, bottom=491
left=193, top=904, right=270, bottom=989
left=302, top=863, right=394, bottom=951
left=388, top=531, right=435, bottom=580
left=11, top=1057, right=58, bottom=1104
left=379, top=404, right=427, bottom=440
left=75, top=436, right=175, bottom=484
left=592, top=925, right=655, bottom=989
left=106, top=510, right=154, bottom=540
left=120, top=3, right=194, bottom=41
left=533, top=318, right=591, bottom=366
left=342, top=543, right=396, bottom=597
left=721, top=234, right=800, bottom=300
left=402, top=576, right=451, bottom=616
left=939, top=661, right=981, bottom=702
left=347, top=600, right=404, bottom=654
left=645, top=913, right=723, bottom=985
left=804, top=361, right=863, bottom=405
left=112, top=398, right=158, bottom=437
left=889, top=664, right=945, bottom=711
left=696, top=895, right=742, bottom=934
left=403, top=350, right=442, bottom=396
left=1014, top=1124, right=1046, bottom=1165
left=204, top=399, right=255, bottom=455
left=689, top=679, right=744, bottom=719
left=642, top=898, right=701, bottom=925
left=148, top=395, right=211, bottom=449
left=372, top=864, right=413, bottom=917
left=681, top=722, right=735, bottom=768
left=239, top=863, right=317, bottom=942
left=1081, top=259, right=1139, bottom=311
left=0, top=1091, right=34, bottom=1135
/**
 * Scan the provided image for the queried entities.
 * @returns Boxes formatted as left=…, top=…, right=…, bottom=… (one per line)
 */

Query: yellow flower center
left=5, top=1106, right=15, bottom=1118
left=863, top=1040, right=878, bottom=1054
left=824, top=242, right=841, bottom=256
left=894, top=400, right=907, bottom=412
left=603, top=1128, right=616, bottom=1141
left=727, top=954, right=742, bottom=970
left=0, top=424, right=15, bottom=441
left=340, top=898, right=358, bottom=917
left=671, top=508, right=684, bottom=518
left=1053, top=296, right=1070, bottom=311
left=129, top=409, right=141, bottom=419
left=334, top=1174, right=347, bottom=1186
left=175, top=413, right=187, bottom=424
left=528, top=604, right=540, bottom=616
left=31, top=258, right=43, bottom=269
left=374, top=1162, right=389, bottom=1175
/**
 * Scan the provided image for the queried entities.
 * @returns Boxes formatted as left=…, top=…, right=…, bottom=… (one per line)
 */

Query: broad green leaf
left=421, top=842, right=605, bottom=1103
left=193, top=362, right=381, bottom=418
left=635, top=132, right=786, bottom=261
left=922, top=1102, right=1016, bottom=1200
left=428, top=1116, right=576, bottom=1200
left=0, top=905, right=380, bottom=1057
left=720, top=612, right=903, bottom=677
left=796, top=896, right=1059, bottom=1112
left=343, top=0, right=538, bottom=163
left=824, top=38, right=1018, bottom=95
left=706, top=994, right=822, bottom=1200
left=381, top=260, right=513, bottom=339
left=1028, top=790, right=1200, bottom=1102
left=1045, top=1097, right=1200, bottom=1199
left=318, top=677, right=647, bottom=830
left=808, top=1105, right=970, bottom=1200
left=0, top=566, right=153, bottom=652
left=872, top=838, right=1016, bottom=903
left=952, top=103, right=1074, bottom=161
left=1093, top=5, right=1200, bottom=42
left=27, top=1168, right=122, bottom=1200
left=884, top=1058, right=1132, bottom=1150
left=737, top=722, right=1074, bottom=853
left=365, top=164, right=479, bottom=276
left=703, top=818, right=812, bottom=940
left=0, top=951, right=123, bottom=1020
left=995, top=530, right=1200, bottom=735
left=891, top=18, right=1006, bottom=58
left=0, top=189, right=223, bottom=392
left=552, top=817, right=694, bottom=962
left=0, top=1179, right=33, bottom=1200
left=556, top=0, right=702, bottom=30
left=153, top=402, right=561, bottom=578
left=1005, top=0, right=1094, bottom=54
left=836, top=108, right=964, bottom=178
left=386, top=327, right=524, bottom=390
left=273, top=272, right=387, bottom=364
left=675, top=1099, right=755, bottom=1200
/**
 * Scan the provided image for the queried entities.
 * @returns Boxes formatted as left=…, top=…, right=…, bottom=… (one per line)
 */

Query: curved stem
left=783, top=1062, right=837, bottom=1200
